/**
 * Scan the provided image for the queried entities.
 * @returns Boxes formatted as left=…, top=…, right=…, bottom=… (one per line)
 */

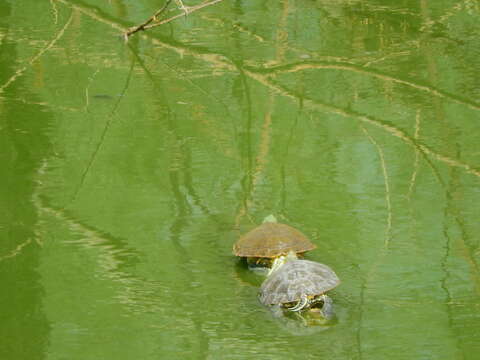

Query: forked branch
left=125, top=0, right=173, bottom=39
left=125, top=0, right=226, bottom=39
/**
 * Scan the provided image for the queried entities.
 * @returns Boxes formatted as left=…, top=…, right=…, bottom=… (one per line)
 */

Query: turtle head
left=262, top=214, right=278, bottom=223
left=268, top=257, right=285, bottom=275
left=267, top=250, right=297, bottom=276
left=284, top=250, right=297, bottom=262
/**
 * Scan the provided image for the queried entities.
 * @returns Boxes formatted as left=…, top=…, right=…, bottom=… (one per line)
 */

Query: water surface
left=1, top=0, right=479, bottom=359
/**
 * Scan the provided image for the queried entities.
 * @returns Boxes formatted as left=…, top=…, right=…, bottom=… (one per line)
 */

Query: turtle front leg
left=288, top=294, right=309, bottom=312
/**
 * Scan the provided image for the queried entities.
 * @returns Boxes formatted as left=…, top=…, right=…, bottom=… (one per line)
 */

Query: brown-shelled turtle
left=259, top=258, right=340, bottom=319
left=233, top=215, right=316, bottom=270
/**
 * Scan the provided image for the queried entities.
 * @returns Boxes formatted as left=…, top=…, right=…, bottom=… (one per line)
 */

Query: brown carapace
left=233, top=222, right=316, bottom=258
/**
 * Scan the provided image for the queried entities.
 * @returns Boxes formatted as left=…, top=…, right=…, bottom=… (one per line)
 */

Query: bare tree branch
left=126, top=0, right=226, bottom=39
left=143, top=0, right=225, bottom=30
left=125, top=0, right=173, bottom=39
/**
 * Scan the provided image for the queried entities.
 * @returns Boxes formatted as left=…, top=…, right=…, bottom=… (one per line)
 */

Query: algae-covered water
left=1, top=1, right=479, bottom=359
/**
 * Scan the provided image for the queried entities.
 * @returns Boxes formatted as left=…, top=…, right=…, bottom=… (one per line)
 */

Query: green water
left=1, top=0, right=479, bottom=359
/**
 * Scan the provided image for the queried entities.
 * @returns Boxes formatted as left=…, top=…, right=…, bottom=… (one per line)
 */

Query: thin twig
left=143, top=0, right=225, bottom=30
left=125, top=0, right=173, bottom=39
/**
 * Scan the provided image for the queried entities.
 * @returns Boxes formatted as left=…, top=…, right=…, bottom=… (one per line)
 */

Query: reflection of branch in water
left=438, top=167, right=480, bottom=360
left=362, top=50, right=412, bottom=67
left=33, top=171, right=140, bottom=273
left=360, top=125, right=392, bottom=247
left=32, top=161, right=169, bottom=314
left=83, top=69, right=100, bottom=112
left=71, top=59, right=134, bottom=204
left=244, top=62, right=480, bottom=112
left=0, top=11, right=73, bottom=94
left=55, top=0, right=480, bottom=180
left=49, top=0, right=59, bottom=24
left=127, top=45, right=222, bottom=228
left=129, top=43, right=237, bottom=140
left=423, top=0, right=479, bottom=300
left=256, top=94, right=274, bottom=176
left=165, top=114, right=211, bottom=356
left=440, top=171, right=471, bottom=359
left=0, top=239, right=33, bottom=262
left=200, top=13, right=363, bottom=65
left=199, top=13, right=265, bottom=43
left=379, top=298, right=480, bottom=307
left=7, top=97, right=80, bottom=113
left=244, top=71, right=480, bottom=179
left=200, top=0, right=419, bottom=68
left=232, top=88, right=272, bottom=228
left=405, top=109, right=425, bottom=256
left=355, top=278, right=365, bottom=360
left=441, top=191, right=455, bottom=334
left=234, top=67, right=255, bottom=229
left=356, top=244, right=390, bottom=360
left=234, top=0, right=290, bottom=227
left=445, top=164, right=480, bottom=296
left=420, top=0, right=477, bottom=33
left=275, top=0, right=290, bottom=63
left=407, top=110, right=421, bottom=199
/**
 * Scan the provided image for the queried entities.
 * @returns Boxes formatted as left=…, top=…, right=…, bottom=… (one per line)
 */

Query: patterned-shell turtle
left=233, top=215, right=316, bottom=268
left=259, top=259, right=340, bottom=318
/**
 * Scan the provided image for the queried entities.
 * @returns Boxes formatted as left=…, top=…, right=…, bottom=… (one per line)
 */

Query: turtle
left=233, top=215, right=317, bottom=270
left=259, top=259, right=340, bottom=319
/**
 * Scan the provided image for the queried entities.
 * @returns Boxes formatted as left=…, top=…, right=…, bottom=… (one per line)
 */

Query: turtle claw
left=288, top=294, right=309, bottom=312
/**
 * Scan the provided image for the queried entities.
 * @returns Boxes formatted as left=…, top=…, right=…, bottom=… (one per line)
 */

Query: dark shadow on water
left=233, top=258, right=266, bottom=288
